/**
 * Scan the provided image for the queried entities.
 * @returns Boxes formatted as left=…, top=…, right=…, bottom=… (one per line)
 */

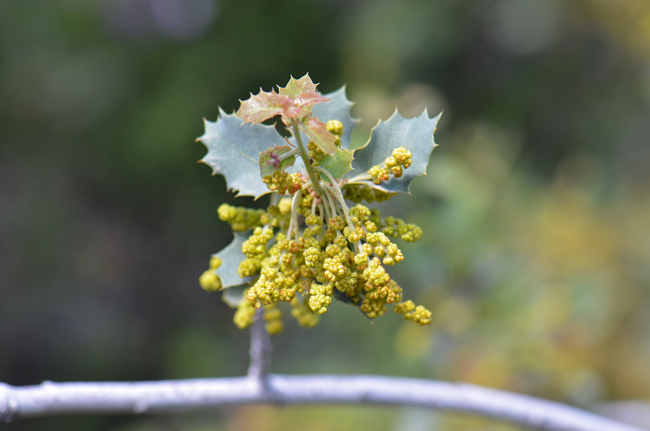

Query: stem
left=291, top=121, right=325, bottom=197
left=313, top=167, right=355, bottom=232
left=277, top=147, right=300, bottom=163
left=286, top=188, right=302, bottom=242
left=316, top=201, right=326, bottom=242
left=321, top=184, right=339, bottom=220
left=1, top=377, right=644, bottom=431
left=321, top=194, right=332, bottom=221
left=311, top=194, right=317, bottom=215
left=346, top=173, right=373, bottom=183
left=247, top=309, right=272, bottom=389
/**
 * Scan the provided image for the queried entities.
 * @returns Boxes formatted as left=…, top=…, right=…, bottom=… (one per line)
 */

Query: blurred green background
left=2, top=0, right=650, bottom=430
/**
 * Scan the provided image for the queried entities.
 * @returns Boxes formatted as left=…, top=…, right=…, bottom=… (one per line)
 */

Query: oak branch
left=0, top=312, right=643, bottom=431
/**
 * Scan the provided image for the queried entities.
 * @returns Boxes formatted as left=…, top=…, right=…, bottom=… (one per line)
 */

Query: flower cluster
left=240, top=196, right=414, bottom=321
left=199, top=75, right=437, bottom=334
left=261, top=171, right=302, bottom=195
left=217, top=204, right=265, bottom=232
left=368, top=147, right=413, bottom=184
left=200, top=132, right=431, bottom=333
left=199, top=256, right=222, bottom=291
left=343, top=184, right=396, bottom=204
left=393, top=300, right=433, bottom=326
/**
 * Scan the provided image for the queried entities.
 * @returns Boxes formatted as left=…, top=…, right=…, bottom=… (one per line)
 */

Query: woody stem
left=291, top=122, right=324, bottom=198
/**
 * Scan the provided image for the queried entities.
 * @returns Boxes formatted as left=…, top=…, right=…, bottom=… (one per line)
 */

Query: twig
left=0, top=376, right=645, bottom=431
left=246, top=308, right=272, bottom=388
left=0, top=298, right=644, bottom=430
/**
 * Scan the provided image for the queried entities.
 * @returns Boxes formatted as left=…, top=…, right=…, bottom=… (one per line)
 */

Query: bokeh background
left=2, top=0, right=650, bottom=430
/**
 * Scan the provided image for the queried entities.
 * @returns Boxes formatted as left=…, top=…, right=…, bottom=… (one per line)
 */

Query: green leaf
left=199, top=109, right=286, bottom=198
left=332, top=289, right=373, bottom=322
left=259, top=145, right=297, bottom=177
left=300, top=116, right=338, bottom=156
left=349, top=110, right=442, bottom=194
left=312, top=86, right=359, bottom=150
left=332, top=288, right=359, bottom=306
left=236, top=90, right=299, bottom=124
left=222, top=284, right=247, bottom=308
left=213, top=232, right=252, bottom=289
left=319, top=148, right=354, bottom=180
left=282, top=86, right=358, bottom=174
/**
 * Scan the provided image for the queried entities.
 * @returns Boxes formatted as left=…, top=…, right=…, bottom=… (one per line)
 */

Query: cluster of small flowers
left=261, top=171, right=302, bottom=195
left=343, top=184, right=396, bottom=204
left=382, top=216, right=423, bottom=243
left=237, top=194, right=430, bottom=328
left=368, top=147, right=413, bottom=184
left=200, top=120, right=432, bottom=333
left=393, top=300, right=432, bottom=326
left=232, top=294, right=284, bottom=334
left=217, top=204, right=266, bottom=232
left=199, top=256, right=223, bottom=291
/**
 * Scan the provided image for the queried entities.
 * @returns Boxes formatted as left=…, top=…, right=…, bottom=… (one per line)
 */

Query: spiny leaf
left=293, top=93, right=330, bottom=109
left=213, top=232, right=252, bottom=289
left=332, top=289, right=373, bottom=322
left=222, top=284, right=247, bottom=308
left=300, top=116, right=338, bottom=156
left=332, top=288, right=359, bottom=306
left=278, top=74, right=330, bottom=108
left=278, top=74, right=318, bottom=98
left=285, top=86, right=358, bottom=174
left=312, top=86, right=359, bottom=150
left=198, top=108, right=286, bottom=198
left=319, top=148, right=354, bottom=180
left=239, top=75, right=329, bottom=125
left=259, top=145, right=297, bottom=177
left=349, top=110, right=442, bottom=194
left=236, top=90, right=299, bottom=124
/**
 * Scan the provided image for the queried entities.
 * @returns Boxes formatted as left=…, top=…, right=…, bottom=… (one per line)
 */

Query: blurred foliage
left=1, top=0, right=650, bottom=430
left=397, top=126, right=650, bottom=403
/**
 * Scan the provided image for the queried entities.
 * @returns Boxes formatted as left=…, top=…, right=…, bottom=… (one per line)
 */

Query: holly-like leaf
left=236, top=90, right=300, bottom=124
left=300, top=116, right=338, bottom=156
left=259, top=145, right=296, bottom=177
left=312, top=86, right=359, bottom=150
left=286, top=86, right=358, bottom=174
left=293, top=93, right=330, bottom=109
left=332, top=288, right=359, bottom=306
left=349, top=110, right=442, bottom=194
left=213, top=232, right=252, bottom=289
left=279, top=74, right=330, bottom=108
left=278, top=74, right=318, bottom=98
left=319, top=148, right=354, bottom=180
left=198, top=108, right=286, bottom=198
left=239, top=75, right=329, bottom=126
left=332, top=289, right=373, bottom=322
left=222, top=284, right=247, bottom=308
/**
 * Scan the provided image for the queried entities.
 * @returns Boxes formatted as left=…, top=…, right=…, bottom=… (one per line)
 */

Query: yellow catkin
left=203, top=140, right=427, bottom=331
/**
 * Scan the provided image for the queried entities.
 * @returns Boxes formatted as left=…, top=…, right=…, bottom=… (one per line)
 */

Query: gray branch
left=0, top=375, right=646, bottom=431
left=1, top=310, right=645, bottom=430
left=247, top=308, right=272, bottom=384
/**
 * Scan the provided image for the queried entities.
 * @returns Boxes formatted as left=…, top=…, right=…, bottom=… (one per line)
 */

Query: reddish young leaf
left=293, top=92, right=330, bottom=108
left=237, top=90, right=300, bottom=124
left=278, top=74, right=329, bottom=117
left=278, top=74, right=319, bottom=98
left=300, top=116, right=338, bottom=156
left=239, top=75, right=331, bottom=126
